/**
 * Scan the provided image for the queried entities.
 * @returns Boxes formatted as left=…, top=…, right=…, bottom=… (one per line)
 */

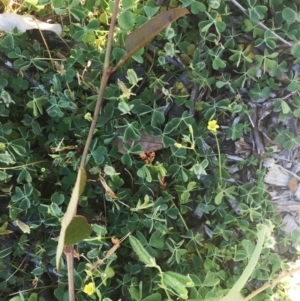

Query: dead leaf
left=264, top=164, right=290, bottom=186
left=0, top=12, right=62, bottom=35
left=99, top=175, right=118, bottom=199
left=125, top=8, right=189, bottom=57
left=111, top=236, right=120, bottom=245
left=13, top=219, right=30, bottom=234
left=294, top=184, right=300, bottom=201
left=112, top=129, right=163, bottom=154
left=159, top=177, right=167, bottom=190
left=282, top=214, right=299, bottom=235
left=288, top=176, right=298, bottom=193
left=112, top=8, right=190, bottom=71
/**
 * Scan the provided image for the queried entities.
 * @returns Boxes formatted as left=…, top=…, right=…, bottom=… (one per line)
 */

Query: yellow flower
left=207, top=120, right=219, bottom=133
left=83, top=282, right=95, bottom=296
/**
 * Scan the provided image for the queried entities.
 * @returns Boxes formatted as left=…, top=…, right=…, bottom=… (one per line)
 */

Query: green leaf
left=92, top=146, right=107, bottom=165
left=86, top=19, right=99, bottom=30
left=152, top=110, right=165, bottom=126
left=142, top=293, right=162, bottom=301
left=27, top=96, right=48, bottom=117
left=216, top=21, right=226, bottom=33
left=17, top=168, right=32, bottom=183
left=281, top=100, right=290, bottom=114
left=1, top=35, right=14, bottom=49
left=122, top=0, right=135, bottom=10
left=129, top=235, right=156, bottom=266
left=149, top=231, right=164, bottom=249
left=118, top=101, right=134, bottom=114
left=0, top=79, right=8, bottom=89
left=128, top=286, right=140, bottom=301
left=163, top=272, right=188, bottom=299
left=137, top=165, right=152, bottom=182
left=215, top=190, right=224, bottom=205
left=283, top=140, right=294, bottom=149
left=28, top=293, right=38, bottom=301
left=164, top=271, right=194, bottom=287
left=0, top=152, right=15, bottom=165
left=14, top=58, right=31, bottom=71
left=0, top=222, right=13, bottom=235
left=0, top=170, right=10, bottom=181
left=213, top=57, right=226, bottom=70
left=64, top=215, right=92, bottom=246
left=249, top=5, right=267, bottom=22
left=191, top=1, right=206, bottom=14
left=119, top=11, right=135, bottom=30
left=124, top=123, right=141, bottom=141
left=9, top=139, right=27, bottom=156
left=203, top=271, right=220, bottom=286
left=282, top=7, right=296, bottom=24
left=0, top=247, right=12, bottom=258
left=291, top=43, right=300, bottom=60
left=121, top=153, right=133, bottom=166
left=112, top=47, right=127, bottom=62
left=144, top=6, right=160, bottom=18
left=69, top=6, right=86, bottom=21
left=294, top=108, right=300, bottom=117
left=8, top=297, right=23, bottom=301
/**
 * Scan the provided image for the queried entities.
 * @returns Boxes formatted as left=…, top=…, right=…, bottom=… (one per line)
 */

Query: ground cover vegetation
left=0, top=0, right=300, bottom=300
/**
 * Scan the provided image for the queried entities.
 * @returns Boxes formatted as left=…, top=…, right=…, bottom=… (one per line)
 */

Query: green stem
left=171, top=201, right=203, bottom=262
left=156, top=265, right=172, bottom=301
left=214, top=133, right=223, bottom=186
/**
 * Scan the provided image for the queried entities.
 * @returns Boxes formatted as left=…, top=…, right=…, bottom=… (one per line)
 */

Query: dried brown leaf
left=288, top=176, right=298, bottom=193
left=112, top=129, right=163, bottom=154
left=99, top=175, right=118, bottom=199
left=125, top=8, right=190, bottom=59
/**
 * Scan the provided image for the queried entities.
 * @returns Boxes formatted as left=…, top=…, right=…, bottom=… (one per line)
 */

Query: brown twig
left=85, top=232, right=131, bottom=282
left=65, top=246, right=75, bottom=301
left=245, top=265, right=300, bottom=300
left=64, top=2, right=120, bottom=301
left=79, top=1, right=120, bottom=168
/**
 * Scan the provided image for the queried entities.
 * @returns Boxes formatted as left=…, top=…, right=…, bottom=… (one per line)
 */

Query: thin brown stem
left=80, top=0, right=120, bottom=168
left=66, top=246, right=75, bottom=301
left=245, top=266, right=300, bottom=301
left=66, top=2, right=120, bottom=301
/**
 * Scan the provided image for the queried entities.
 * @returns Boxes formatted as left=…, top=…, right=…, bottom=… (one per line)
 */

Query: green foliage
left=0, top=0, right=298, bottom=300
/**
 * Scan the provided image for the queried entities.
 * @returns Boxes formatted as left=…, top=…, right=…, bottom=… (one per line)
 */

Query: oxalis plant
left=2, top=0, right=300, bottom=301
left=52, top=2, right=300, bottom=301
